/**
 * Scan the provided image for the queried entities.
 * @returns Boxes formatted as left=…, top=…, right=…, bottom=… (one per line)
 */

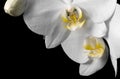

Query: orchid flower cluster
left=4, top=0, right=120, bottom=76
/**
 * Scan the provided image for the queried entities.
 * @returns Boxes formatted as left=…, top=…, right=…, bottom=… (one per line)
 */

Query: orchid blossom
left=4, top=0, right=120, bottom=76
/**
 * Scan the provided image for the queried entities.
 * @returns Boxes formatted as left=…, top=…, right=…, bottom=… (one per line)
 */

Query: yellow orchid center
left=83, top=37, right=105, bottom=58
left=62, top=7, right=86, bottom=31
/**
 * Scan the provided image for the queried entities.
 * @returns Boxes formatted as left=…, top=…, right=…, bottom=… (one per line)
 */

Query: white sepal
left=105, top=4, right=120, bottom=58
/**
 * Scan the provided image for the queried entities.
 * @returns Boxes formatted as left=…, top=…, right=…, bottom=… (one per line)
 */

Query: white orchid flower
left=4, top=0, right=26, bottom=16
left=4, top=0, right=120, bottom=76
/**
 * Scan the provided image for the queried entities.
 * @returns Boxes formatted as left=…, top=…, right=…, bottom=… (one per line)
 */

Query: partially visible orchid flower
left=4, top=0, right=26, bottom=16
left=4, top=0, right=120, bottom=76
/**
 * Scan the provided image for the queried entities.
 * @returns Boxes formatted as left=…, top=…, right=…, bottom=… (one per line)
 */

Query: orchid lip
left=83, top=36, right=105, bottom=58
left=61, top=7, right=86, bottom=31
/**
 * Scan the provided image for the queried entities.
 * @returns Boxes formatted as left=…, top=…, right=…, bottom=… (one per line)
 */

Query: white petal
left=110, top=56, right=117, bottom=77
left=61, top=28, right=89, bottom=63
left=73, top=0, right=87, bottom=3
left=23, top=0, right=66, bottom=36
left=73, top=0, right=117, bottom=23
left=45, top=20, right=70, bottom=48
left=62, top=0, right=73, bottom=4
left=79, top=46, right=108, bottom=76
left=85, top=20, right=107, bottom=38
left=105, top=4, right=120, bottom=58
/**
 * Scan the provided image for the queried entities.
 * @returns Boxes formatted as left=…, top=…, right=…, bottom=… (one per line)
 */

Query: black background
left=0, top=0, right=120, bottom=79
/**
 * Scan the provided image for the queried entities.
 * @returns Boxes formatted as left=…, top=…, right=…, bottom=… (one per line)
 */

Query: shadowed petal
left=23, top=0, right=66, bottom=36
left=105, top=4, right=120, bottom=58
left=79, top=45, right=108, bottom=76
left=74, top=0, right=117, bottom=23
left=45, top=19, right=70, bottom=48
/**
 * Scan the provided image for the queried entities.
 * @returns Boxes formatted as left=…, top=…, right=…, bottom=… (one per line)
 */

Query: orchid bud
left=4, top=0, right=26, bottom=16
